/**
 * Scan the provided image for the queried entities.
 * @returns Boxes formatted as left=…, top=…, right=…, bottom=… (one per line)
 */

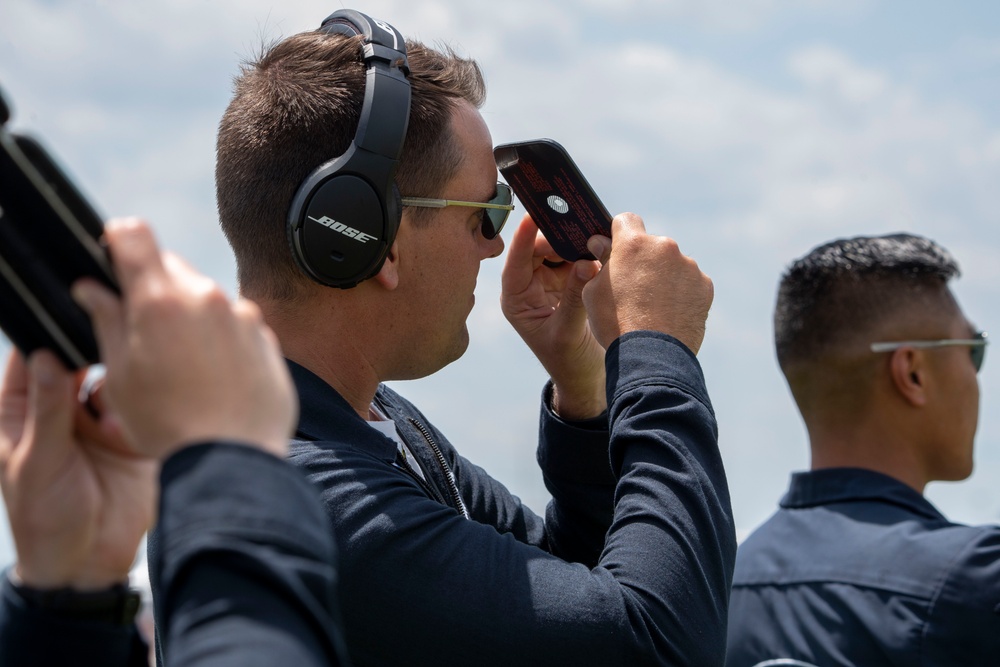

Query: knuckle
left=201, top=283, right=230, bottom=307
left=657, top=236, right=680, bottom=255
left=233, top=298, right=264, bottom=325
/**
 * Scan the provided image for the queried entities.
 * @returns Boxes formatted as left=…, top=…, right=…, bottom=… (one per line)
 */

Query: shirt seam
left=918, top=529, right=993, bottom=665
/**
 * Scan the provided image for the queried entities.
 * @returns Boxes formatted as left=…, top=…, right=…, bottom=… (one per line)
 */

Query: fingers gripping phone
left=493, top=139, right=612, bottom=262
left=0, top=86, right=119, bottom=369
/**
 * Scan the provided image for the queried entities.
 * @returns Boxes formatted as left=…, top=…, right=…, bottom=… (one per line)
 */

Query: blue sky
left=1, top=0, right=998, bottom=565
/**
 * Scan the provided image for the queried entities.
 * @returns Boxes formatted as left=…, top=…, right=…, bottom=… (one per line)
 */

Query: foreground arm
left=2, top=219, right=347, bottom=666
left=0, top=347, right=153, bottom=667
left=152, top=443, right=348, bottom=667
left=85, top=220, right=345, bottom=666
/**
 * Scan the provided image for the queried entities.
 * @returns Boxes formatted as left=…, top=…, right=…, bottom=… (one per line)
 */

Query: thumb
left=72, top=279, right=124, bottom=362
left=562, top=259, right=599, bottom=310
left=552, top=259, right=600, bottom=333
left=23, top=351, right=76, bottom=461
left=586, top=235, right=612, bottom=264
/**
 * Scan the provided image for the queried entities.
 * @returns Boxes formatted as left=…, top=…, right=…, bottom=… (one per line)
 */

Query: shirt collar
left=779, top=467, right=947, bottom=522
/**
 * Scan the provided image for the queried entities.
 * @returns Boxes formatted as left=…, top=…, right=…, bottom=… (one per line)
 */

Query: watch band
left=12, top=578, right=142, bottom=626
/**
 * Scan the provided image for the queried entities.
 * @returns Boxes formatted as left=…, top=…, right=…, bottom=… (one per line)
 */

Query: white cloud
left=789, top=45, right=888, bottom=104
left=475, top=35, right=1000, bottom=315
left=576, top=0, right=870, bottom=32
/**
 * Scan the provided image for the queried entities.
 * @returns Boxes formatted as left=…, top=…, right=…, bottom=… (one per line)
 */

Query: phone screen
left=494, top=139, right=612, bottom=262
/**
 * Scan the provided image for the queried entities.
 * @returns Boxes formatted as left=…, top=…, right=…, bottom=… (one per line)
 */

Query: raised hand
left=501, top=215, right=606, bottom=420
left=73, top=218, right=297, bottom=460
left=582, top=214, right=713, bottom=354
left=0, top=350, right=156, bottom=589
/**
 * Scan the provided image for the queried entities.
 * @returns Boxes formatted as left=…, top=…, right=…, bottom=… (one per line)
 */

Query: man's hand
left=73, top=219, right=297, bottom=460
left=0, top=350, right=156, bottom=590
left=583, top=214, right=713, bottom=354
left=501, top=215, right=606, bottom=420
left=0, top=217, right=298, bottom=593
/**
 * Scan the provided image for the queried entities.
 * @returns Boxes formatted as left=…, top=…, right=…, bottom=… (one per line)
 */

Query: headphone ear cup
left=287, top=171, right=392, bottom=289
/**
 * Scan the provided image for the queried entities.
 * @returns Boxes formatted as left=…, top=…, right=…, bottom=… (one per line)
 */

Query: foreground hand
left=0, top=351, right=156, bottom=589
left=501, top=215, right=606, bottom=420
left=583, top=214, right=713, bottom=354
left=73, top=218, right=297, bottom=460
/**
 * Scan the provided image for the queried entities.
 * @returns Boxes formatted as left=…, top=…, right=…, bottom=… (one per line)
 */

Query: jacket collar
left=780, top=467, right=946, bottom=522
left=287, top=359, right=397, bottom=461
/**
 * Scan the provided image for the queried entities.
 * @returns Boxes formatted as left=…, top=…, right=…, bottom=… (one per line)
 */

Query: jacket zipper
left=393, top=448, right=448, bottom=507
left=409, top=418, right=470, bottom=520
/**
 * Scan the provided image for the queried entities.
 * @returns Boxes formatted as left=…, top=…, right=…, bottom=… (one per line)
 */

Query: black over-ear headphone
left=287, top=10, right=411, bottom=289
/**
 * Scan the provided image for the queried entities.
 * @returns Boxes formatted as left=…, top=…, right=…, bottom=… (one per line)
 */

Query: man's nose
left=482, top=232, right=504, bottom=259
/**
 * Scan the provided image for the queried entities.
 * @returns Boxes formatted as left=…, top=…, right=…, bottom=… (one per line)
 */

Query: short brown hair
left=216, top=30, right=486, bottom=300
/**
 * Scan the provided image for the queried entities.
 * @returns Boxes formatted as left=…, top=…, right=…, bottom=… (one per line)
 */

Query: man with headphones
left=148, top=9, right=735, bottom=666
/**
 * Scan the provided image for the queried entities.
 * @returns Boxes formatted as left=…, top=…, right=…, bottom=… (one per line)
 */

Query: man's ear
left=372, top=237, right=400, bottom=291
left=888, top=347, right=927, bottom=407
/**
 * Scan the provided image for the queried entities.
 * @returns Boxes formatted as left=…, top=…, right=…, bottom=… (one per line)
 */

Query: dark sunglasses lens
left=971, top=343, right=986, bottom=372
left=482, top=184, right=513, bottom=239
left=482, top=212, right=499, bottom=239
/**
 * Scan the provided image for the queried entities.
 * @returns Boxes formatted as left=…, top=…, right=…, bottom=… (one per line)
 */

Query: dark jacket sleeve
left=296, top=331, right=736, bottom=667
left=0, top=572, right=147, bottom=667
left=535, top=382, right=618, bottom=566
left=438, top=381, right=615, bottom=567
left=598, top=331, right=736, bottom=664
left=151, top=442, right=349, bottom=667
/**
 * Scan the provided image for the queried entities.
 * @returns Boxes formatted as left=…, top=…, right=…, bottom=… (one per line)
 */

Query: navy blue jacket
left=727, top=468, right=1000, bottom=667
left=151, top=443, right=348, bottom=666
left=283, top=331, right=736, bottom=666
left=1, top=443, right=348, bottom=667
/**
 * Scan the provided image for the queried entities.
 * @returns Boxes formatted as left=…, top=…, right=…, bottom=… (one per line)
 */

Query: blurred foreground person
left=0, top=220, right=348, bottom=666
left=727, top=234, right=999, bottom=666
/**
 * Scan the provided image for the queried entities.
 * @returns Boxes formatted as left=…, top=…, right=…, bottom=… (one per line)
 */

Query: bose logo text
left=373, top=20, right=400, bottom=49
left=309, top=216, right=378, bottom=243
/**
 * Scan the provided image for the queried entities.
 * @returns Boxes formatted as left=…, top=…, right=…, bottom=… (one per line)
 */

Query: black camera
left=0, top=85, right=119, bottom=369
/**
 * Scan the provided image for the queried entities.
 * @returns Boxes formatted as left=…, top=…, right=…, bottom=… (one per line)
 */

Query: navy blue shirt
left=727, top=467, right=1000, bottom=666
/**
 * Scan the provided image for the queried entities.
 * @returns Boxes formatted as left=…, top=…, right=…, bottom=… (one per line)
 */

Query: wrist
left=550, top=381, right=607, bottom=421
left=14, top=562, right=132, bottom=593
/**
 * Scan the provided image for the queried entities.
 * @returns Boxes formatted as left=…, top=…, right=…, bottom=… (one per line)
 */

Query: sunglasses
left=870, top=331, right=989, bottom=373
left=401, top=182, right=514, bottom=240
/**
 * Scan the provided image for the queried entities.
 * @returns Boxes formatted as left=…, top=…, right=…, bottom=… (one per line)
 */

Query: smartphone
left=0, top=86, right=118, bottom=369
left=494, top=139, right=612, bottom=262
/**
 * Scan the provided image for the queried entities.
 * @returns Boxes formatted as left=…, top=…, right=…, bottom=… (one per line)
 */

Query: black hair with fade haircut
left=774, top=233, right=960, bottom=369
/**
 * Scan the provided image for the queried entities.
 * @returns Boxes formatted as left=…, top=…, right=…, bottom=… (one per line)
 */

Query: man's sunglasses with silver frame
left=401, top=182, right=514, bottom=240
left=870, top=331, right=988, bottom=373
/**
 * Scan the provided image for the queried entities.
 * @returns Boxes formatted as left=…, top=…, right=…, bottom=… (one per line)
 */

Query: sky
left=1, top=0, right=999, bottom=566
